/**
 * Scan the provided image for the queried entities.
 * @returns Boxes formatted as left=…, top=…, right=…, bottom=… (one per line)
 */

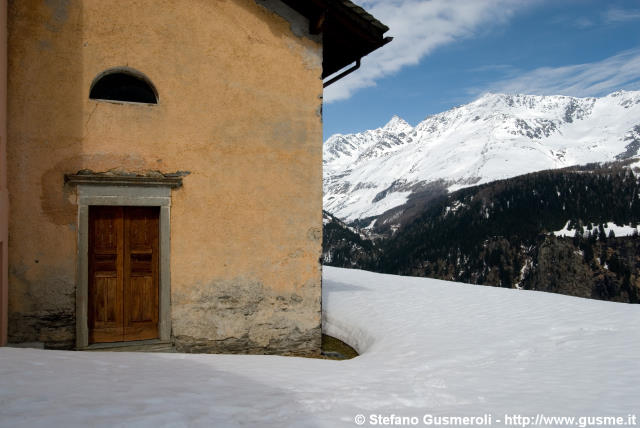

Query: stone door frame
left=74, top=184, right=172, bottom=349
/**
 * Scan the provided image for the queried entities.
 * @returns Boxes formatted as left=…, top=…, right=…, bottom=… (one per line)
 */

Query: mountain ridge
left=324, top=90, right=640, bottom=222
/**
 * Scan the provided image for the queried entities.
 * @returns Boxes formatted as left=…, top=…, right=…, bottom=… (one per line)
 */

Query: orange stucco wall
left=8, top=0, right=323, bottom=354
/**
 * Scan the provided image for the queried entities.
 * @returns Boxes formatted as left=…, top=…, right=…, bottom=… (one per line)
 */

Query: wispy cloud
left=474, top=48, right=640, bottom=97
left=604, top=7, right=640, bottom=23
left=323, top=0, right=535, bottom=103
left=549, top=14, right=595, bottom=29
left=469, top=64, right=518, bottom=73
left=573, top=16, right=594, bottom=28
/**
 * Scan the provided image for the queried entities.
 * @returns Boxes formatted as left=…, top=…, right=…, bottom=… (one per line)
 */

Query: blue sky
left=323, top=0, right=640, bottom=138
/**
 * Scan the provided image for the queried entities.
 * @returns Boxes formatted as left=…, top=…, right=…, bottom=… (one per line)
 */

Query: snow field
left=1, top=266, right=639, bottom=427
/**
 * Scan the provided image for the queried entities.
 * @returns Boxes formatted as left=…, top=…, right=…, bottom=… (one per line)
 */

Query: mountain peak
left=383, top=115, right=412, bottom=133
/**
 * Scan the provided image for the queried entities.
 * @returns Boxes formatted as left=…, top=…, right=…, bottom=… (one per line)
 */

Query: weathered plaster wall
left=8, top=0, right=323, bottom=354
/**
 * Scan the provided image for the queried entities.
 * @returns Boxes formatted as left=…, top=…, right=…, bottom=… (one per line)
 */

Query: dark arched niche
left=90, top=68, right=158, bottom=104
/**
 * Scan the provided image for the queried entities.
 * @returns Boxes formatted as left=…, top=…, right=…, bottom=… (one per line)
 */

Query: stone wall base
left=8, top=310, right=75, bottom=350
left=174, top=326, right=321, bottom=356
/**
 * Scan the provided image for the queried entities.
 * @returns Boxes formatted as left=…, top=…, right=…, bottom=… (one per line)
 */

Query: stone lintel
left=65, top=173, right=184, bottom=188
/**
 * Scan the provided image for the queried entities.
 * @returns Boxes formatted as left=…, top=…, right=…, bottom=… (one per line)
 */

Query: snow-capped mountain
left=324, top=90, right=640, bottom=221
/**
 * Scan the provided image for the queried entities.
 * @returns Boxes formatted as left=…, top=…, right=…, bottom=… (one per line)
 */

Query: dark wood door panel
left=123, top=206, right=159, bottom=341
left=88, top=206, right=159, bottom=344
left=88, top=206, right=124, bottom=344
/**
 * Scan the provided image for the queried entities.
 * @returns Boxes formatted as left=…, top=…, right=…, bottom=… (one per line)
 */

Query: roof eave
left=281, top=0, right=392, bottom=78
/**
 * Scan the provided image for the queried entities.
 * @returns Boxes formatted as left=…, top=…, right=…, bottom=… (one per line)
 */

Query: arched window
left=90, top=68, right=158, bottom=104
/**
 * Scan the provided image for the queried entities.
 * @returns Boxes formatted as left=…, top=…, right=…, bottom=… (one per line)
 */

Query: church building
left=0, top=0, right=390, bottom=354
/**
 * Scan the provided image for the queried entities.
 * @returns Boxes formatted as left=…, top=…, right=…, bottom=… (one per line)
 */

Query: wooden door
left=88, top=206, right=124, bottom=343
left=123, top=207, right=159, bottom=341
left=89, top=206, right=159, bottom=344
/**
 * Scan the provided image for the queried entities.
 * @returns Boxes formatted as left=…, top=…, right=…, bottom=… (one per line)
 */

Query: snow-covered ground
left=2, top=267, right=639, bottom=427
left=554, top=221, right=640, bottom=237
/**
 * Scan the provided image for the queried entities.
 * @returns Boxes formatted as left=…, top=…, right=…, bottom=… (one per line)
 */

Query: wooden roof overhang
left=281, top=0, right=392, bottom=86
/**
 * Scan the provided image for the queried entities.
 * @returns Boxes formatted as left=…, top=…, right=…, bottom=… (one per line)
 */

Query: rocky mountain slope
left=324, top=90, right=640, bottom=222
left=322, top=211, right=381, bottom=268
left=323, top=162, right=640, bottom=303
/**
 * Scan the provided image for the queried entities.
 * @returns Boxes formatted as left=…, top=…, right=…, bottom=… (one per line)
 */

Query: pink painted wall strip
left=0, top=0, right=8, bottom=347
